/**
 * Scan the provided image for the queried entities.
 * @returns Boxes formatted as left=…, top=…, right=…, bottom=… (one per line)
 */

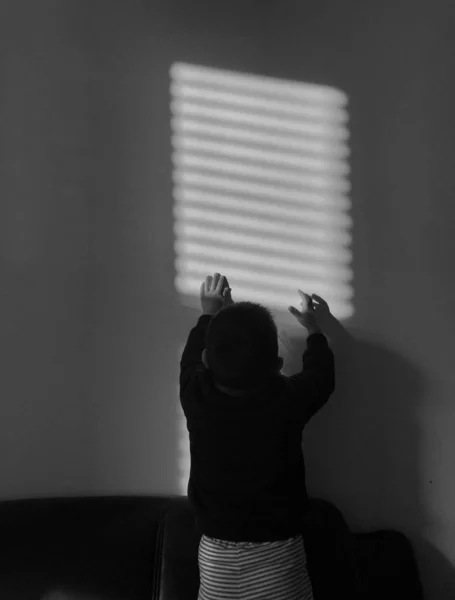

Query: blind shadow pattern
left=171, top=62, right=353, bottom=322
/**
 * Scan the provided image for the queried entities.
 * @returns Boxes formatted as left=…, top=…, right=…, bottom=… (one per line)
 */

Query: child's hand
left=288, top=290, right=329, bottom=333
left=200, top=272, right=234, bottom=315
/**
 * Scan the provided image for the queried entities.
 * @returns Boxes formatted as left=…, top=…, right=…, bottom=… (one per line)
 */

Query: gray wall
left=0, top=1, right=454, bottom=598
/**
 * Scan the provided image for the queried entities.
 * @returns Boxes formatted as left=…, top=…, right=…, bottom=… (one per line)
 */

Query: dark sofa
left=0, top=494, right=423, bottom=599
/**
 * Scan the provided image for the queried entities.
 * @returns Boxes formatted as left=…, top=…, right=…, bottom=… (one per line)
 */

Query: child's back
left=180, top=289, right=334, bottom=599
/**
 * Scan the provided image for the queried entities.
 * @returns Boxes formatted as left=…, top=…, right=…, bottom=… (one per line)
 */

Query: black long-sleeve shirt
left=180, top=314, right=335, bottom=542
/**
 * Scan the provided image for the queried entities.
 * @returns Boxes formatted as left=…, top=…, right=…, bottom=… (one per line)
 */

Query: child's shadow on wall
left=276, top=310, right=455, bottom=599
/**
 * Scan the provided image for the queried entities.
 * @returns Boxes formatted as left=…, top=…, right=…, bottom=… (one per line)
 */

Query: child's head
left=202, top=301, right=283, bottom=391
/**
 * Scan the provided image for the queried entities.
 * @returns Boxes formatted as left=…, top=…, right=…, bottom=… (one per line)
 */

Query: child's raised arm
left=286, top=292, right=335, bottom=427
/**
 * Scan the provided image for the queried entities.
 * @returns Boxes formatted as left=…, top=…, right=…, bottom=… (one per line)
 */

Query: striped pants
left=198, top=534, right=314, bottom=600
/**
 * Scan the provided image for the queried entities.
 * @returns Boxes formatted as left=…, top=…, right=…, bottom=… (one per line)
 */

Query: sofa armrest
left=301, top=498, right=363, bottom=598
left=353, top=530, right=424, bottom=600
left=155, top=497, right=200, bottom=600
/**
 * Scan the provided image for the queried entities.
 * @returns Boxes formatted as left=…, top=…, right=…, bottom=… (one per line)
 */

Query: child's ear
left=202, top=349, right=209, bottom=369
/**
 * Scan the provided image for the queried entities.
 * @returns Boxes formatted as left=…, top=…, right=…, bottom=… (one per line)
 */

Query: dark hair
left=204, top=301, right=279, bottom=390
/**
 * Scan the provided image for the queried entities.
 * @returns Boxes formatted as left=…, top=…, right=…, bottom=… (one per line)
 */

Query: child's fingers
left=300, top=292, right=313, bottom=310
left=312, top=293, right=328, bottom=307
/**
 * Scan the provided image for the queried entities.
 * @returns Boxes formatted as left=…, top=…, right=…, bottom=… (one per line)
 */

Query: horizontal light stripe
left=174, top=223, right=352, bottom=263
left=175, top=241, right=353, bottom=281
left=171, top=82, right=347, bottom=123
left=174, top=205, right=351, bottom=246
left=174, top=171, right=351, bottom=210
left=174, top=188, right=352, bottom=228
left=171, top=118, right=350, bottom=159
left=172, top=136, right=350, bottom=176
left=170, top=62, right=347, bottom=105
left=172, top=100, right=349, bottom=140
left=173, top=154, right=349, bottom=192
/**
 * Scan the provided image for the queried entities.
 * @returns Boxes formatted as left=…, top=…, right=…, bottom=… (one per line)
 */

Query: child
left=180, top=273, right=335, bottom=600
